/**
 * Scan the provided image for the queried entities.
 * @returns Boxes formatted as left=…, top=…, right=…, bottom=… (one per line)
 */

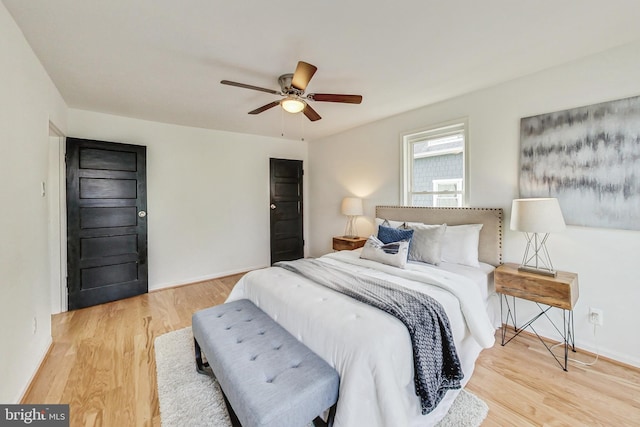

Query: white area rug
left=155, top=327, right=488, bottom=427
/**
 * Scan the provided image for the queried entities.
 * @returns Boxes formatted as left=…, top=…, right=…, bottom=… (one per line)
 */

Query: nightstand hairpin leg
left=500, top=294, right=576, bottom=371
left=500, top=295, right=519, bottom=344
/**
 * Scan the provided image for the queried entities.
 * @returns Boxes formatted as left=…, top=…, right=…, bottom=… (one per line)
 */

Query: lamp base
left=344, top=216, right=358, bottom=240
left=519, top=232, right=558, bottom=277
left=517, top=265, right=557, bottom=277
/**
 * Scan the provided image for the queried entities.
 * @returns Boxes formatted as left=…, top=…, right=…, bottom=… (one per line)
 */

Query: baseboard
left=500, top=324, right=640, bottom=370
left=17, top=335, right=53, bottom=404
left=573, top=339, right=640, bottom=369
left=149, top=264, right=267, bottom=292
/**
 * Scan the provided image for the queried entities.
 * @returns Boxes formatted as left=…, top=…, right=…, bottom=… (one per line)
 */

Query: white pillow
left=405, top=223, right=447, bottom=265
left=441, top=224, right=483, bottom=267
left=404, top=221, right=426, bottom=228
left=360, top=235, right=410, bottom=268
left=375, top=217, right=405, bottom=229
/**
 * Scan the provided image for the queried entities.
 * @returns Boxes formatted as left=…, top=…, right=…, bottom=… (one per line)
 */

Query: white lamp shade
left=341, top=197, right=363, bottom=216
left=510, top=198, right=566, bottom=233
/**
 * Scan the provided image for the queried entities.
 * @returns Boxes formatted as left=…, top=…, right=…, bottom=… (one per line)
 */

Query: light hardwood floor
left=22, top=275, right=640, bottom=426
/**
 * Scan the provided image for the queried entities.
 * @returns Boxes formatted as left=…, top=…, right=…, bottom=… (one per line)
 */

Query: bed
left=226, top=206, right=503, bottom=427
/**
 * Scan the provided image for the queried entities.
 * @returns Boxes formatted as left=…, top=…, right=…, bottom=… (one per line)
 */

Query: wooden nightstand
left=495, top=263, right=579, bottom=370
left=332, top=236, right=367, bottom=251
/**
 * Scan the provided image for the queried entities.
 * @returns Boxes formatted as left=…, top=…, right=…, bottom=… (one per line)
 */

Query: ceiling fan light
left=281, top=96, right=306, bottom=114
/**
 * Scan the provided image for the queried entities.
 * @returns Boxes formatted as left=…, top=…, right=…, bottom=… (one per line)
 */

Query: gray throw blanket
left=275, top=258, right=463, bottom=415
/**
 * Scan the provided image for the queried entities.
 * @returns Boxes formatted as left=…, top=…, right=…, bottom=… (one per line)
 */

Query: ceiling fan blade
left=248, top=101, right=281, bottom=115
left=291, top=61, right=318, bottom=91
left=221, top=80, right=279, bottom=95
left=303, top=104, right=322, bottom=122
left=308, top=93, right=363, bottom=104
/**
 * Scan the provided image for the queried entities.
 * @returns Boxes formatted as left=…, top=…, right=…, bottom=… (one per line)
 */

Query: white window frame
left=400, top=119, right=468, bottom=206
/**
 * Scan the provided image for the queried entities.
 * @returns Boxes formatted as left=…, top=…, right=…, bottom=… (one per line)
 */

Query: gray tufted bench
left=192, top=299, right=339, bottom=427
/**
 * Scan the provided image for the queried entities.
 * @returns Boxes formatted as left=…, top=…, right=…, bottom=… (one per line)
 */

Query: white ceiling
left=5, top=0, right=640, bottom=141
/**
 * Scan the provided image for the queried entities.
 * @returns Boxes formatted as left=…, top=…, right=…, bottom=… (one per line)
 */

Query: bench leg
left=194, top=338, right=213, bottom=375
left=194, top=338, right=241, bottom=427
left=313, top=403, right=337, bottom=427
left=221, top=389, right=242, bottom=427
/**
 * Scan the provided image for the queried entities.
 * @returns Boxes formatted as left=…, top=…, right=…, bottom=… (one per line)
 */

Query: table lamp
left=510, top=198, right=566, bottom=277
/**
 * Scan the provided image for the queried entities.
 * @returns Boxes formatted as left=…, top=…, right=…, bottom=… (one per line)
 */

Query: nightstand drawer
left=332, top=236, right=367, bottom=251
left=495, top=263, right=579, bottom=310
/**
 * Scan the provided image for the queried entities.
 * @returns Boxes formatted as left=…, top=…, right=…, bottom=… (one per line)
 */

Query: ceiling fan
left=221, top=61, right=363, bottom=122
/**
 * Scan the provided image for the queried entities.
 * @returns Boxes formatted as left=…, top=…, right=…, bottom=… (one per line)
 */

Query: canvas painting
left=519, top=95, right=640, bottom=231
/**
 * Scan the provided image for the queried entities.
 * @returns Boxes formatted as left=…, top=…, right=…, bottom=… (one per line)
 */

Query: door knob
left=138, top=210, right=147, bottom=218
left=270, top=204, right=276, bottom=210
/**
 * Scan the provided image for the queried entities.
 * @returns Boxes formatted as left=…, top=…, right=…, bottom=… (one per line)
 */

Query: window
left=401, top=120, right=467, bottom=207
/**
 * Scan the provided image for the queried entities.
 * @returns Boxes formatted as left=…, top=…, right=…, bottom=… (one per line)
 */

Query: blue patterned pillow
left=377, top=225, right=414, bottom=257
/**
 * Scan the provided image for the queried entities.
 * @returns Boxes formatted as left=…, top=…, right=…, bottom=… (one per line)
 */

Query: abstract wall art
left=519, top=95, right=640, bottom=230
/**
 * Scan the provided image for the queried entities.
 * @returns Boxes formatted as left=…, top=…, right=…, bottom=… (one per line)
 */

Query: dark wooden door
left=270, top=158, right=304, bottom=264
left=66, top=137, right=148, bottom=310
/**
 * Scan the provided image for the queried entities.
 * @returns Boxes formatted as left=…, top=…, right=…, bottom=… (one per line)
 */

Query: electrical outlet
left=589, top=308, right=604, bottom=326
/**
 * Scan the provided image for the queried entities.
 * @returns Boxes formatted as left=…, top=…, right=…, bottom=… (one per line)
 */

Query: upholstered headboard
left=375, top=206, right=503, bottom=266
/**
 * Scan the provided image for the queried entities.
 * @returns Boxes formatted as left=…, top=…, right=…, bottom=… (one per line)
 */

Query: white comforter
left=226, top=251, right=496, bottom=427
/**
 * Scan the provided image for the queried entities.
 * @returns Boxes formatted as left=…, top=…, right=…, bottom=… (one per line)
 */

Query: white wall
left=0, top=2, right=68, bottom=403
left=309, top=40, right=640, bottom=367
left=68, top=110, right=308, bottom=290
